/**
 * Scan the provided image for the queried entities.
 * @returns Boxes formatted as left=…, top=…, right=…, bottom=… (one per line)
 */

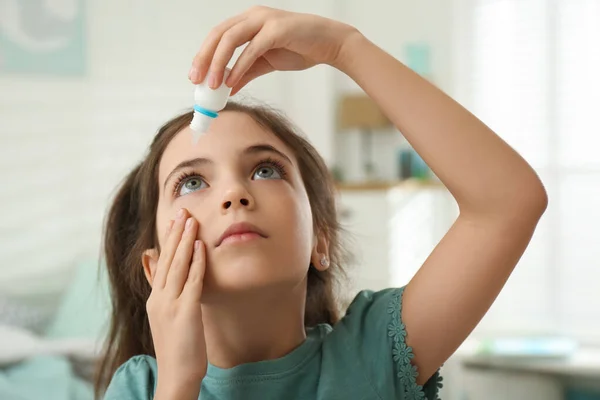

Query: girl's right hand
left=189, top=6, right=358, bottom=95
left=146, top=208, right=207, bottom=396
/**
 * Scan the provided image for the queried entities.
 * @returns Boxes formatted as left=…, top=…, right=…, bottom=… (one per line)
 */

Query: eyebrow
left=163, top=143, right=293, bottom=191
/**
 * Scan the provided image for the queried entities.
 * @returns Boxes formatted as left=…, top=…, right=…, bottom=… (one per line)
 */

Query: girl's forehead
left=158, top=113, right=297, bottom=178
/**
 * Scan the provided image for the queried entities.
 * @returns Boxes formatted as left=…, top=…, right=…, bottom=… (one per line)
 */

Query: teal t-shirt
left=104, top=287, right=443, bottom=399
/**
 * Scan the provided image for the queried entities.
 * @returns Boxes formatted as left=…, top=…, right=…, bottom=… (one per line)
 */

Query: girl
left=97, top=6, right=548, bottom=400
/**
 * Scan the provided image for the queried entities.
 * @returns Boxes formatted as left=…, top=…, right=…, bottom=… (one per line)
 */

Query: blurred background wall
left=1, top=0, right=599, bottom=399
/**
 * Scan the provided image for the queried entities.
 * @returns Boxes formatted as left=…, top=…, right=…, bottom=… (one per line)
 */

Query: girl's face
left=149, top=111, right=325, bottom=298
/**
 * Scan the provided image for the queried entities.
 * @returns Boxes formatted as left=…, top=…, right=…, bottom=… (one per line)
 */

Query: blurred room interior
left=0, top=0, right=599, bottom=399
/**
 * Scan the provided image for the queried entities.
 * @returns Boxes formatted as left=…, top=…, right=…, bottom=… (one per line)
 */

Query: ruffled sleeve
left=103, top=355, right=158, bottom=400
left=336, top=287, right=443, bottom=399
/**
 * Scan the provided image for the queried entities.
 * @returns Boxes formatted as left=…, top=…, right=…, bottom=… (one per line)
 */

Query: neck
left=202, top=282, right=307, bottom=369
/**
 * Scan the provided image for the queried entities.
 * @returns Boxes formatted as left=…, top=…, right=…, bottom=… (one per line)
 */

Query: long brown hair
left=94, top=101, right=349, bottom=398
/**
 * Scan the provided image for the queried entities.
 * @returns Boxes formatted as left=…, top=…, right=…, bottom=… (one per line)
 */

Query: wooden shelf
left=335, top=178, right=446, bottom=192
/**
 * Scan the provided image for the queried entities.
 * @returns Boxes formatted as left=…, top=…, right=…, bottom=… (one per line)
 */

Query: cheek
left=155, top=195, right=212, bottom=247
left=173, top=195, right=214, bottom=233
left=269, top=188, right=314, bottom=248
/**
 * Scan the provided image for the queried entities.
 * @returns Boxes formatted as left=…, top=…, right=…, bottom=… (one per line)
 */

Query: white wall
left=336, top=0, right=455, bottom=92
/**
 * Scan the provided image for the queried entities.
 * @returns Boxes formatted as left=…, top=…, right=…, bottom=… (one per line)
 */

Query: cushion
left=44, top=260, right=111, bottom=342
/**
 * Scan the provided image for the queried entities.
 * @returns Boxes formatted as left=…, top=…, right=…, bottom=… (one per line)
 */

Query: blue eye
left=178, top=176, right=207, bottom=196
left=253, top=164, right=282, bottom=180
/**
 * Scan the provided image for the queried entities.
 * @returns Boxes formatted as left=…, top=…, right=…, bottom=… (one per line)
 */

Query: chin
left=202, top=247, right=306, bottom=301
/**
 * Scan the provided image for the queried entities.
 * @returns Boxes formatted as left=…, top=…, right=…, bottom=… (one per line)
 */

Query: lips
left=216, top=222, right=268, bottom=247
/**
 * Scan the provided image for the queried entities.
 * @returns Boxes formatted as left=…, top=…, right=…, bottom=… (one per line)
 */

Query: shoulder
left=337, top=287, right=403, bottom=335
left=104, top=355, right=158, bottom=400
left=325, top=287, right=443, bottom=400
left=347, top=287, right=401, bottom=313
left=117, top=354, right=157, bottom=369
left=113, top=354, right=158, bottom=379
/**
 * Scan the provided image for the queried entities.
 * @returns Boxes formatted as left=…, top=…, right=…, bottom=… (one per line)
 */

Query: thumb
left=230, top=56, right=274, bottom=96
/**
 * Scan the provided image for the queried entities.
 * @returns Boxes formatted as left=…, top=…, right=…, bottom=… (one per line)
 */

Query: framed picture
left=404, top=43, right=432, bottom=79
left=0, top=0, right=86, bottom=76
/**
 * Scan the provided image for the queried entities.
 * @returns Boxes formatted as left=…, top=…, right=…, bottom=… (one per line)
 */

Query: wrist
left=331, top=28, right=370, bottom=73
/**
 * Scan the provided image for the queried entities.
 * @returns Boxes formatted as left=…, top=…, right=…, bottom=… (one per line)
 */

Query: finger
left=230, top=57, right=274, bottom=95
left=226, top=29, right=276, bottom=89
left=207, top=19, right=264, bottom=89
left=163, top=219, right=174, bottom=242
left=190, top=14, right=247, bottom=83
left=153, top=209, right=188, bottom=289
left=181, top=240, right=206, bottom=301
left=165, top=217, right=198, bottom=297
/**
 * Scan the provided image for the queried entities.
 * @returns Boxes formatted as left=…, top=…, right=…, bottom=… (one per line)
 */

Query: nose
left=221, top=183, right=255, bottom=212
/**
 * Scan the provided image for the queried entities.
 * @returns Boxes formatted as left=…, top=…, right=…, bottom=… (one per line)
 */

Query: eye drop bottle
left=190, top=67, right=232, bottom=143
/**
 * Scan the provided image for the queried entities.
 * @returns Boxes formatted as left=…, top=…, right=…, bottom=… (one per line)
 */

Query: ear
left=141, top=248, right=159, bottom=286
left=310, top=232, right=330, bottom=272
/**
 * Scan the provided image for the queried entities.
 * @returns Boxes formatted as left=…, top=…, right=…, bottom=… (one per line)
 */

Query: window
left=458, top=0, right=600, bottom=343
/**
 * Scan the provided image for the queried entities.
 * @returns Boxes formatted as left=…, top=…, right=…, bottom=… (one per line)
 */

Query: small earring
left=320, top=255, right=329, bottom=268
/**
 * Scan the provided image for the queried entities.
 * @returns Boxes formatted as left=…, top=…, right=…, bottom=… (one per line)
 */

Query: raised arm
left=335, top=32, right=548, bottom=384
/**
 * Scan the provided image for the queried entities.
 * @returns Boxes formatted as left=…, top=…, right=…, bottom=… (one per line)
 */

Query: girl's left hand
left=189, top=6, right=359, bottom=95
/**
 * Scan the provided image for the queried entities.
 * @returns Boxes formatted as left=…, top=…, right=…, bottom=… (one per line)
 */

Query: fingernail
left=177, top=208, right=185, bottom=219
left=209, top=74, right=218, bottom=89
left=188, top=66, right=198, bottom=81
left=185, top=218, right=193, bottom=231
left=194, top=240, right=201, bottom=251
